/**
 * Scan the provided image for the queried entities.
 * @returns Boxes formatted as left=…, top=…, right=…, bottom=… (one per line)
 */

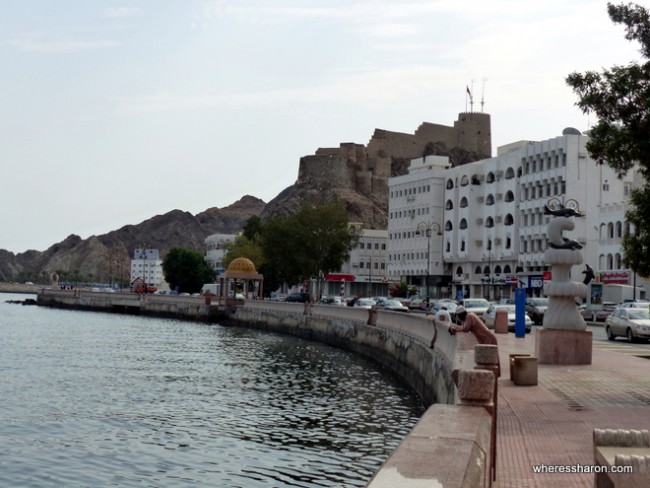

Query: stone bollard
left=494, top=309, right=508, bottom=334
left=367, top=306, right=378, bottom=326
left=456, top=369, right=495, bottom=406
left=475, top=344, right=500, bottom=370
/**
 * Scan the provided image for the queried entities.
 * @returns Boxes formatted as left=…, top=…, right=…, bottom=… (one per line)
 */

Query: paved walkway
left=493, top=327, right=650, bottom=487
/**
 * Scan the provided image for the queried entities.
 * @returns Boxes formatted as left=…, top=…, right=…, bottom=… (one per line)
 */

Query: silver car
left=483, top=304, right=532, bottom=332
left=605, top=307, right=650, bottom=342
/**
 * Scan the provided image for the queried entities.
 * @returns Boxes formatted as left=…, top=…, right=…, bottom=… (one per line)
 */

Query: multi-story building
left=387, top=155, right=450, bottom=300
left=323, top=228, right=389, bottom=298
left=388, top=128, right=645, bottom=301
left=204, top=233, right=238, bottom=278
left=130, top=248, right=163, bottom=288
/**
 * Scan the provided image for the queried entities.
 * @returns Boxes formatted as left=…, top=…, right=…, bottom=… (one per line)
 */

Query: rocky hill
left=0, top=195, right=266, bottom=284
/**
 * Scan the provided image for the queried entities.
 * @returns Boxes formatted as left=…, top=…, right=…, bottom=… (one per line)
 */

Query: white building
left=204, top=233, right=238, bottom=278
left=387, top=155, right=450, bottom=299
left=323, top=228, right=389, bottom=298
left=130, top=248, right=164, bottom=288
left=388, top=128, right=645, bottom=301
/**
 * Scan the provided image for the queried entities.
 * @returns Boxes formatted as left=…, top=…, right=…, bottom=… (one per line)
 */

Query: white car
left=380, top=299, right=410, bottom=312
left=459, top=298, right=491, bottom=319
left=483, top=304, right=532, bottom=332
left=354, top=298, right=376, bottom=309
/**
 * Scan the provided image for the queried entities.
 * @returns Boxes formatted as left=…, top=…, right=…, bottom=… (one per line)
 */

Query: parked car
left=580, top=302, right=617, bottom=322
left=605, top=307, right=650, bottom=342
left=459, top=298, right=490, bottom=320
left=408, top=298, right=427, bottom=310
left=285, top=292, right=310, bottom=303
left=618, top=301, right=650, bottom=309
left=525, top=297, right=549, bottom=325
left=483, top=304, right=532, bottom=333
left=322, top=296, right=346, bottom=306
left=431, top=300, right=459, bottom=321
left=379, top=299, right=410, bottom=312
left=354, top=298, right=376, bottom=309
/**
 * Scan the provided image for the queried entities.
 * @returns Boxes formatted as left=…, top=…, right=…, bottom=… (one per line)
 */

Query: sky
left=1, top=0, right=647, bottom=253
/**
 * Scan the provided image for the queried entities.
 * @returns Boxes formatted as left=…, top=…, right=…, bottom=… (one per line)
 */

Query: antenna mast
left=480, top=78, right=487, bottom=113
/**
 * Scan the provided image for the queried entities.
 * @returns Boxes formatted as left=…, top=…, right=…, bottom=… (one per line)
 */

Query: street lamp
left=415, top=221, right=442, bottom=302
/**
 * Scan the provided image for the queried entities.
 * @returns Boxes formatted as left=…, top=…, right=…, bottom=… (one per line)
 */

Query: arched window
left=486, top=172, right=495, bottom=183
left=486, top=217, right=495, bottom=228
left=445, top=199, right=453, bottom=210
left=504, top=265, right=512, bottom=274
left=505, top=167, right=515, bottom=179
left=486, top=194, right=495, bottom=205
left=456, top=266, right=463, bottom=275
left=483, top=265, right=490, bottom=275
left=504, top=213, right=514, bottom=226
left=608, top=222, right=614, bottom=239
left=475, top=266, right=482, bottom=274
left=446, top=241, right=451, bottom=252
left=616, top=221, right=623, bottom=238
left=445, top=220, right=453, bottom=231
left=459, top=218, right=468, bottom=229
left=460, top=175, right=469, bottom=186
left=460, top=196, right=468, bottom=208
left=615, top=253, right=623, bottom=269
left=505, top=190, right=514, bottom=202
left=446, top=178, right=454, bottom=190
left=494, top=265, right=502, bottom=275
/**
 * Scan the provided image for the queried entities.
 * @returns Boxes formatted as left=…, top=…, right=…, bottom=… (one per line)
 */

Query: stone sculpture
left=543, top=213, right=587, bottom=330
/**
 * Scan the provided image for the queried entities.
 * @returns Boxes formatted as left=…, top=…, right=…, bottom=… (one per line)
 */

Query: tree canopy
left=224, top=203, right=359, bottom=296
left=162, top=247, right=215, bottom=294
left=566, top=2, right=650, bottom=275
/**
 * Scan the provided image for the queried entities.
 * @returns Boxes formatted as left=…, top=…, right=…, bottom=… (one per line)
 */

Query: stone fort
left=297, top=112, right=492, bottom=198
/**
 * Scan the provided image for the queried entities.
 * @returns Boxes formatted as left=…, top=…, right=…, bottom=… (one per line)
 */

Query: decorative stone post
left=535, top=204, right=593, bottom=364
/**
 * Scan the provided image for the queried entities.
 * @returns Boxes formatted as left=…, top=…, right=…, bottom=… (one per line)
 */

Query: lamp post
left=415, top=221, right=442, bottom=302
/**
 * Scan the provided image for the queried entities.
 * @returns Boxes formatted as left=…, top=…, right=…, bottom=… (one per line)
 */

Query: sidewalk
left=493, top=327, right=650, bottom=487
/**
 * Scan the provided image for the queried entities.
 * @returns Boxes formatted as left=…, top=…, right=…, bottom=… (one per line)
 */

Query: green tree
left=566, top=2, right=650, bottom=274
left=223, top=234, right=264, bottom=271
left=259, top=203, right=360, bottom=295
left=162, top=248, right=214, bottom=294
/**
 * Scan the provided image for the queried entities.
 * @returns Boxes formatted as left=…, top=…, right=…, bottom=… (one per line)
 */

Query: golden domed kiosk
left=218, top=257, right=264, bottom=304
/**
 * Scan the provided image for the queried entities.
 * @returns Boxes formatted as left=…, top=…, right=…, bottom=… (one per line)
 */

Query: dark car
left=285, top=292, right=310, bottom=303
left=525, top=297, right=549, bottom=325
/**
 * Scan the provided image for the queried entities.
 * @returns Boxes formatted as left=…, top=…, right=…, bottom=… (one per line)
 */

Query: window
left=486, top=217, right=494, bottom=228
left=460, top=175, right=469, bottom=186
left=486, top=172, right=495, bottom=183
left=446, top=199, right=453, bottom=210
left=505, top=167, right=515, bottom=179
left=486, top=194, right=495, bottom=205
left=460, top=196, right=468, bottom=208
left=459, top=218, right=468, bottom=229
left=505, top=190, right=514, bottom=202
left=504, top=214, right=514, bottom=226
left=446, top=178, right=454, bottom=190
left=445, top=220, right=453, bottom=231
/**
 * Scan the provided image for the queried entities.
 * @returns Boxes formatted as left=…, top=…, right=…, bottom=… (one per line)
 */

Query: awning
left=325, top=273, right=356, bottom=282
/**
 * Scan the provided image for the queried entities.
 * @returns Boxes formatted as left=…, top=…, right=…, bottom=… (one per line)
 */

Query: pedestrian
left=434, top=304, right=451, bottom=323
left=449, top=305, right=497, bottom=345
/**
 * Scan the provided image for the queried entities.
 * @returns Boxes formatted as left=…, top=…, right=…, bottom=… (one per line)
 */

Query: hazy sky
left=1, top=0, right=644, bottom=253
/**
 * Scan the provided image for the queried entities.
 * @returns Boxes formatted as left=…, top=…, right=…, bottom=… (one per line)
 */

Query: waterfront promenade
left=29, top=289, right=650, bottom=487
left=493, top=328, right=650, bottom=488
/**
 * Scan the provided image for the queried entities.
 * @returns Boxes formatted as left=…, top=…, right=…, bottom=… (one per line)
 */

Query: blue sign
left=529, top=275, right=544, bottom=289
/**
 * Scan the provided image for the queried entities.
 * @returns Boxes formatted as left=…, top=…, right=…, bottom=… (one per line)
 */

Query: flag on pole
left=466, top=85, right=473, bottom=100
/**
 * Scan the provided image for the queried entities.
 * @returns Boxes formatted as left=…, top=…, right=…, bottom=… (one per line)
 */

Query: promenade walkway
left=493, top=327, right=650, bottom=488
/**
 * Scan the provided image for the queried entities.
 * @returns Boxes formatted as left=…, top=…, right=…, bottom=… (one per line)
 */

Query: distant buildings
left=204, top=233, right=238, bottom=279
left=130, top=248, right=163, bottom=288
